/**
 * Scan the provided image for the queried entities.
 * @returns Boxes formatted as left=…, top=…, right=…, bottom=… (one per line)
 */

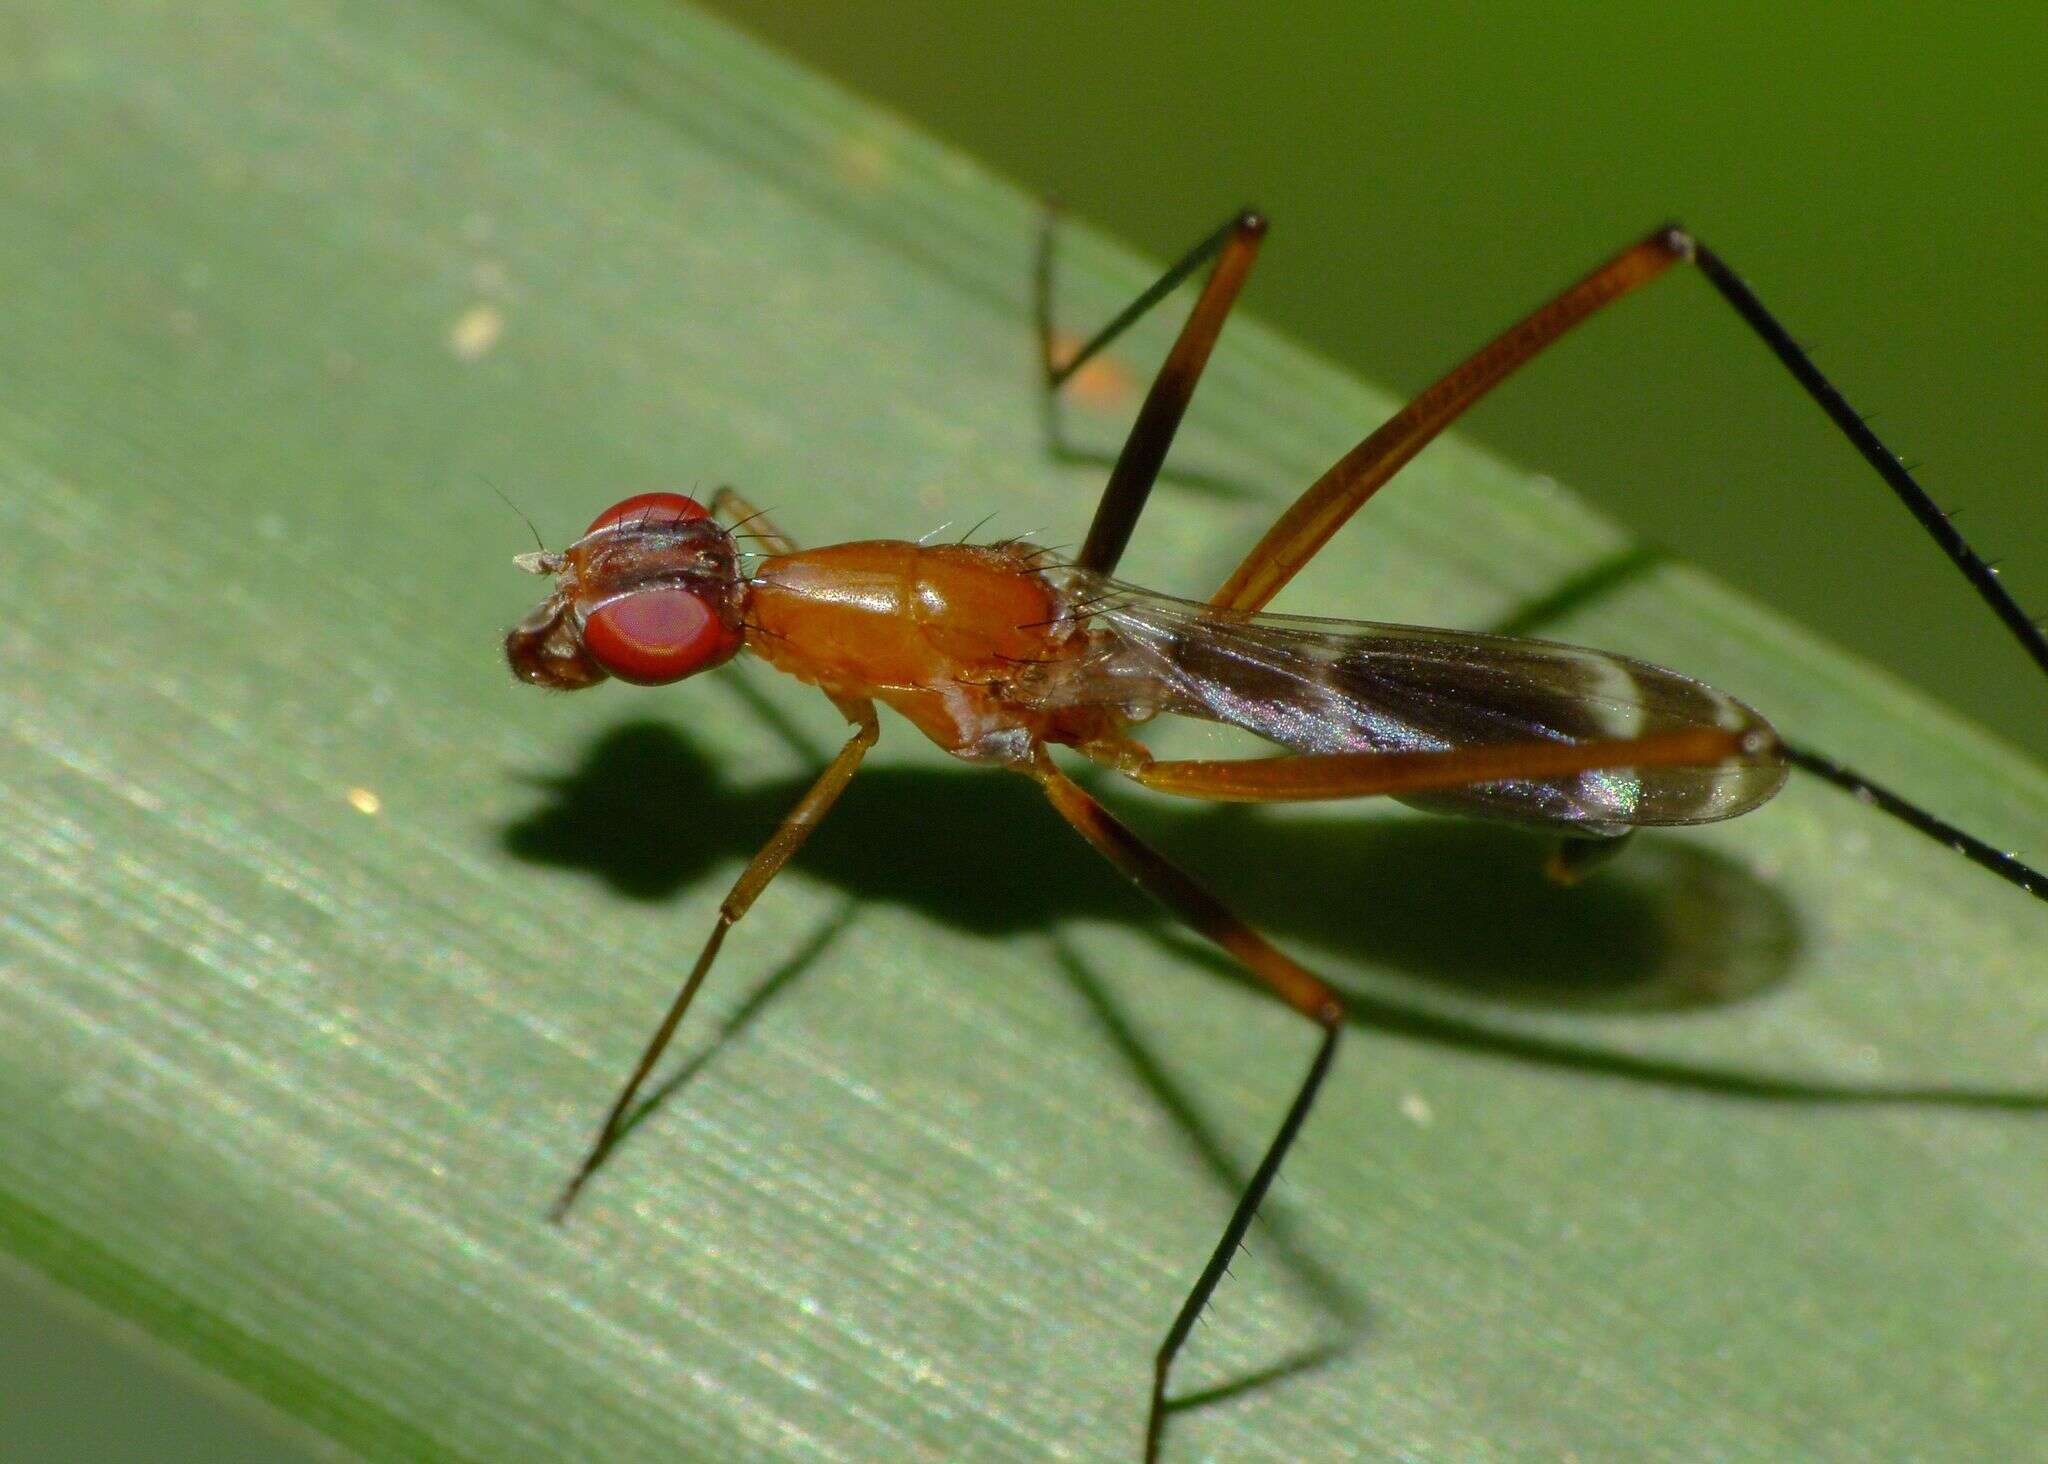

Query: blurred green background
left=706, top=0, right=2048, bottom=759
left=3, top=4, right=2040, bottom=1458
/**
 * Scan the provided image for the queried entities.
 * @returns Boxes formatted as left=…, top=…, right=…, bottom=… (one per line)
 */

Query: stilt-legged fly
left=506, top=209, right=2045, bottom=1460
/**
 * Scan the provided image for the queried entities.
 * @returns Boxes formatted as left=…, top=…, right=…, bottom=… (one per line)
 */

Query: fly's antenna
left=484, top=476, right=548, bottom=555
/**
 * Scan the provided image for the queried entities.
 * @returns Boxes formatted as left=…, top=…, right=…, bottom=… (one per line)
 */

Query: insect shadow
left=504, top=716, right=2048, bottom=1108
left=501, top=712, right=2048, bottom=1426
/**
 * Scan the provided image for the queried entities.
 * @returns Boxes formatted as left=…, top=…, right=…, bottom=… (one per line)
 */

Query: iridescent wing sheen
left=1052, top=569, right=1789, bottom=833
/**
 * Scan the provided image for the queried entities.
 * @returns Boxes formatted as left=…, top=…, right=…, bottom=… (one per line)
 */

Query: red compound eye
left=584, top=588, right=742, bottom=685
left=585, top=491, right=712, bottom=536
left=575, top=492, right=740, bottom=683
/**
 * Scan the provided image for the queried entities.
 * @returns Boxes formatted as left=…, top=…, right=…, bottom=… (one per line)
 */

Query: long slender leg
left=1211, top=227, right=1688, bottom=613
left=1211, top=224, right=2048, bottom=698
left=1090, top=731, right=2048, bottom=905
left=1190, top=224, right=2046, bottom=895
left=1038, top=206, right=1267, bottom=576
left=1686, top=243, right=2048, bottom=683
left=1780, top=741, right=2048, bottom=901
left=1029, top=747, right=1342, bottom=1463
left=551, top=698, right=880, bottom=1219
left=1098, top=726, right=1766, bottom=801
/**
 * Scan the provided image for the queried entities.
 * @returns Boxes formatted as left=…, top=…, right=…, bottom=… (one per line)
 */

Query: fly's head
left=505, top=492, right=745, bottom=689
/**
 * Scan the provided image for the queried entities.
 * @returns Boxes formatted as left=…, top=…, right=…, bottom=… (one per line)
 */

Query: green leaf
left=2, top=2, right=2042, bottom=1460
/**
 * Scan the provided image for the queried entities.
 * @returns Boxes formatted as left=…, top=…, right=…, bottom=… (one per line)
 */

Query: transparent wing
left=1045, top=569, right=1788, bottom=833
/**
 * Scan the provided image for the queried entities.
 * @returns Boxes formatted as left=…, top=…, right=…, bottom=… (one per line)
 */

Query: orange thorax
left=742, top=540, right=1100, bottom=761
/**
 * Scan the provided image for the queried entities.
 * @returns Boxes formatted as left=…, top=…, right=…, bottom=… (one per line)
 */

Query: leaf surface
left=0, top=3, right=2042, bottom=1459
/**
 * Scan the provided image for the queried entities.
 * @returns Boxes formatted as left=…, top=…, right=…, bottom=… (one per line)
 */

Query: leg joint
left=1652, top=220, right=1697, bottom=259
